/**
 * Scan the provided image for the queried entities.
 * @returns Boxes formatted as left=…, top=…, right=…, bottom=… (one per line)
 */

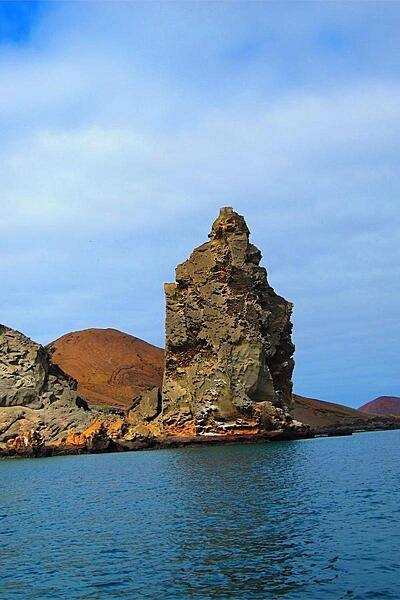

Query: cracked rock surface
left=161, top=207, right=297, bottom=435
left=0, top=325, right=81, bottom=410
left=0, top=325, right=95, bottom=454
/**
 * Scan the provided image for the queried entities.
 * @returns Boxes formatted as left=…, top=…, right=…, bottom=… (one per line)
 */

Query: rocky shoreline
left=1, top=208, right=398, bottom=460
left=3, top=419, right=400, bottom=459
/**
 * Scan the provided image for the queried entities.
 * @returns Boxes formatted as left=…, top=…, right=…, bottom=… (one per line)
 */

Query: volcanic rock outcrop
left=0, top=325, right=80, bottom=410
left=0, top=325, right=102, bottom=455
left=161, top=207, right=297, bottom=436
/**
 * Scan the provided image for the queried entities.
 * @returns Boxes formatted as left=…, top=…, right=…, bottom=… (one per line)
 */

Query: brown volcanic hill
left=48, top=329, right=164, bottom=409
left=292, top=394, right=372, bottom=428
left=359, top=396, right=400, bottom=416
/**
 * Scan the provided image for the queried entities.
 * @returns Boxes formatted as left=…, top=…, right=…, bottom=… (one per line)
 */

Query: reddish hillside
left=292, top=394, right=371, bottom=428
left=48, top=328, right=164, bottom=408
left=359, top=396, right=400, bottom=416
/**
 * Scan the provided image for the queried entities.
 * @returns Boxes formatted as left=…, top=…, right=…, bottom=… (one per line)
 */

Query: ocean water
left=1, top=431, right=399, bottom=599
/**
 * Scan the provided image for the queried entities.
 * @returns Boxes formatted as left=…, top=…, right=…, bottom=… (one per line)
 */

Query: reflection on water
left=1, top=431, right=400, bottom=599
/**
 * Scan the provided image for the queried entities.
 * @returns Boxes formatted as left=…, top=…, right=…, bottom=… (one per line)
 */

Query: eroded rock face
left=161, top=207, right=295, bottom=435
left=128, top=386, right=162, bottom=426
left=0, top=325, right=95, bottom=454
left=0, top=325, right=78, bottom=409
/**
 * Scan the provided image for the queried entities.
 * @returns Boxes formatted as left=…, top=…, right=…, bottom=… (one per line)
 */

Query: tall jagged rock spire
left=161, top=207, right=295, bottom=436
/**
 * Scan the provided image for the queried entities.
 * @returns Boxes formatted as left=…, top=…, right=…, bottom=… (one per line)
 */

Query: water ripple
left=0, top=431, right=399, bottom=598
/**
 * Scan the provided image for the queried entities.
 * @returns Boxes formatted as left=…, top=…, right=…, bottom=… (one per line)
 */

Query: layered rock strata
left=161, top=207, right=298, bottom=436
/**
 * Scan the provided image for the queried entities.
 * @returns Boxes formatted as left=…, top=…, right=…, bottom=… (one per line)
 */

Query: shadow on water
left=0, top=432, right=400, bottom=599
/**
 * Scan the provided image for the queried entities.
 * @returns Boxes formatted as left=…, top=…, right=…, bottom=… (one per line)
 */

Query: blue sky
left=0, top=2, right=399, bottom=408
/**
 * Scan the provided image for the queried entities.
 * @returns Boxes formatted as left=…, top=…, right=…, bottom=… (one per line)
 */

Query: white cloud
left=0, top=2, right=399, bottom=407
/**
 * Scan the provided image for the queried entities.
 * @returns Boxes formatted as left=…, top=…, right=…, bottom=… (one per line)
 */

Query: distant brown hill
left=359, top=396, right=400, bottom=416
left=292, top=394, right=372, bottom=428
left=48, top=329, right=164, bottom=408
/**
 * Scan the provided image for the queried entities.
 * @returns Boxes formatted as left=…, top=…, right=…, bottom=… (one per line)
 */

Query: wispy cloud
left=0, top=2, right=399, bottom=407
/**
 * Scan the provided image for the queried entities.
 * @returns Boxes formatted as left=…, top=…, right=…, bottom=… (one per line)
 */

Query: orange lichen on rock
left=63, top=430, right=87, bottom=448
left=61, top=417, right=126, bottom=450
left=204, top=425, right=262, bottom=437
left=162, top=420, right=197, bottom=437
left=6, top=428, right=44, bottom=455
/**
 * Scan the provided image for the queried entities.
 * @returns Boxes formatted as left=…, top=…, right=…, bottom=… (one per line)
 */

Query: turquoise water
left=1, top=431, right=399, bottom=599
